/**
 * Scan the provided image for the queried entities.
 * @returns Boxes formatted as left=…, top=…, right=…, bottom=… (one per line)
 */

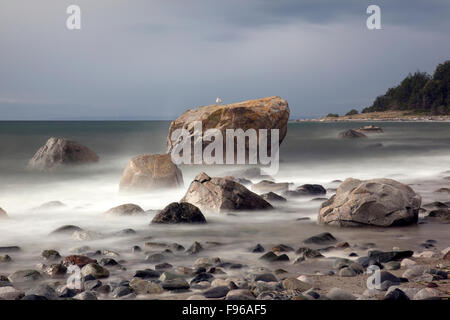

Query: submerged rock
left=338, top=129, right=367, bottom=139
left=50, top=225, right=83, bottom=235
left=319, top=178, right=421, bottom=227
left=119, top=154, right=183, bottom=192
left=251, top=181, right=289, bottom=194
left=181, top=172, right=272, bottom=213
left=8, top=270, right=42, bottom=284
left=104, top=203, right=144, bottom=216
left=355, top=125, right=383, bottom=133
left=151, top=202, right=206, bottom=224
left=260, top=192, right=287, bottom=203
left=27, top=137, right=99, bottom=171
left=303, top=232, right=336, bottom=245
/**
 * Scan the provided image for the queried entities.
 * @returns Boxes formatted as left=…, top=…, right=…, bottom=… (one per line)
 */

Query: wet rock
left=84, top=280, right=102, bottom=291
left=250, top=244, right=265, bottom=253
left=26, top=284, right=58, bottom=300
left=0, top=286, right=25, bottom=300
left=191, top=273, right=214, bottom=284
left=159, top=272, right=183, bottom=282
left=194, top=257, right=221, bottom=268
left=0, top=246, right=21, bottom=253
left=41, top=250, right=61, bottom=261
left=131, top=246, right=141, bottom=253
left=134, top=269, right=161, bottom=279
left=80, top=263, right=109, bottom=279
left=282, top=278, right=312, bottom=291
left=62, top=255, right=96, bottom=268
left=119, top=154, right=183, bottom=192
left=434, top=188, right=450, bottom=193
left=33, top=201, right=66, bottom=211
left=413, top=288, right=440, bottom=300
left=8, top=270, right=42, bottom=284
left=226, top=289, right=255, bottom=300
left=104, top=204, right=144, bottom=216
left=162, top=278, right=190, bottom=291
left=186, top=241, right=203, bottom=254
left=423, top=201, right=448, bottom=209
left=151, top=202, right=206, bottom=224
left=326, top=287, right=356, bottom=300
left=43, top=264, right=67, bottom=278
left=294, top=184, right=326, bottom=196
left=427, top=208, right=450, bottom=222
left=181, top=173, right=272, bottom=213
left=0, top=255, right=12, bottom=263
left=75, top=291, right=98, bottom=300
left=50, top=225, right=83, bottom=235
left=402, top=266, right=424, bottom=280
left=115, top=228, right=136, bottom=236
left=296, top=247, right=324, bottom=259
left=253, top=273, right=277, bottom=283
left=368, top=250, right=413, bottom=263
left=356, top=125, right=383, bottom=133
left=252, top=181, right=289, bottom=194
left=57, top=286, right=77, bottom=298
left=400, top=258, right=417, bottom=268
left=203, top=286, right=230, bottom=298
left=167, top=96, right=290, bottom=163
left=335, top=241, right=350, bottom=249
left=112, top=286, right=132, bottom=298
left=271, top=244, right=294, bottom=253
left=303, top=232, right=336, bottom=245
left=27, top=137, right=99, bottom=171
left=339, top=267, right=357, bottom=277
left=384, top=261, right=401, bottom=270
left=145, top=253, right=166, bottom=263
left=99, top=258, right=118, bottom=267
left=155, top=263, right=173, bottom=270
left=129, top=278, right=163, bottom=295
left=338, top=129, right=367, bottom=139
left=319, top=178, right=421, bottom=227
left=260, top=192, right=287, bottom=203
left=383, top=288, right=409, bottom=300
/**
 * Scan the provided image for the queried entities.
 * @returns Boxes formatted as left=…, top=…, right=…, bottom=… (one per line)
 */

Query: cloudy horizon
left=1, top=0, right=449, bottom=120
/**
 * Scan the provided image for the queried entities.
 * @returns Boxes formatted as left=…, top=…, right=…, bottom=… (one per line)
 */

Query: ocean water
left=0, top=121, right=449, bottom=281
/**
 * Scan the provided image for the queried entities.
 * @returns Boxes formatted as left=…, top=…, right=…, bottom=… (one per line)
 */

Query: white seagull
left=216, top=97, right=222, bottom=104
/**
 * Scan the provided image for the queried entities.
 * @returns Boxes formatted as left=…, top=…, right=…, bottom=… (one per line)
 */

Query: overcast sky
left=1, top=0, right=449, bottom=120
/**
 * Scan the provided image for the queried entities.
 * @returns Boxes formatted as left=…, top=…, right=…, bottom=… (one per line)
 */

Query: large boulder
left=151, top=202, right=206, bottom=224
left=27, top=137, right=99, bottom=171
left=119, top=154, right=183, bottom=192
left=319, top=178, right=421, bottom=227
left=180, top=172, right=273, bottom=213
left=166, top=96, right=290, bottom=163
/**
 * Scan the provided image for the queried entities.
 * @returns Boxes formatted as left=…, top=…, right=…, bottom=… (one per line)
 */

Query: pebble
left=226, top=289, right=255, bottom=300
left=253, top=273, right=277, bottom=283
left=112, top=286, right=132, bottom=298
left=134, top=269, right=161, bottom=279
left=203, top=286, right=230, bottom=298
left=8, top=270, right=42, bottom=284
left=384, top=261, right=401, bottom=270
left=43, top=264, right=67, bottom=278
left=413, top=288, right=441, bottom=300
left=74, top=291, right=98, bottom=300
left=402, top=266, right=424, bottom=280
left=186, top=241, right=203, bottom=254
left=251, top=244, right=265, bottom=253
left=326, top=288, right=356, bottom=300
left=129, top=278, right=163, bottom=295
left=281, top=278, right=312, bottom=291
left=80, top=263, right=110, bottom=279
left=26, top=284, right=59, bottom=300
left=400, top=258, right=416, bottom=268
left=339, top=267, right=356, bottom=277
left=41, top=250, right=61, bottom=260
left=0, top=286, right=25, bottom=300
left=0, top=255, right=12, bottom=263
left=383, top=288, right=409, bottom=300
left=161, top=278, right=190, bottom=291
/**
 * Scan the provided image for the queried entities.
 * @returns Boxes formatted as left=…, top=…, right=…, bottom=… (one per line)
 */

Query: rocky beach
left=0, top=98, right=449, bottom=301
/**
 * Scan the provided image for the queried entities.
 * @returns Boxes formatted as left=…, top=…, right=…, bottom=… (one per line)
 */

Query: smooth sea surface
left=0, top=121, right=449, bottom=280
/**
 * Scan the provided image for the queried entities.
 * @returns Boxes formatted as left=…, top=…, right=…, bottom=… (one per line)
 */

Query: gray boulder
left=151, top=202, right=206, bottom=224
left=319, top=178, right=421, bottom=227
left=181, top=172, right=273, bottom=213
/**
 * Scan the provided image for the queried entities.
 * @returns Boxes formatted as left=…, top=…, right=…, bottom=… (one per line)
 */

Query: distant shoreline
left=293, top=111, right=450, bottom=123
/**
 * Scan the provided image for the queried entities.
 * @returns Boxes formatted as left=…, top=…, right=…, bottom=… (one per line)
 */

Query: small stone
left=41, top=250, right=61, bottom=260
left=413, top=288, right=440, bottom=300
left=303, top=232, right=336, bottom=245
left=112, top=286, right=132, bottom=298
left=203, top=286, right=230, bottom=298
left=282, top=278, right=312, bottom=291
left=226, top=289, right=255, bottom=300
left=402, top=266, right=424, bottom=280
left=129, top=278, right=163, bottom=295
left=155, top=263, right=173, bottom=270
left=75, top=291, right=97, bottom=300
left=400, top=258, right=417, bottom=268
left=62, top=255, right=96, bottom=268
left=384, top=288, right=409, bottom=300
left=335, top=242, right=350, bottom=249
left=162, top=278, right=190, bottom=291
left=80, top=263, right=109, bottom=279
left=191, top=273, right=214, bottom=284
left=145, top=253, right=165, bottom=263
left=253, top=273, right=277, bottom=283
left=418, top=251, right=437, bottom=258
left=0, top=286, right=25, bottom=300
left=134, top=269, right=161, bottom=279
left=326, top=287, right=356, bottom=300
left=43, top=264, right=67, bottom=278
left=271, top=244, right=294, bottom=253
left=8, top=270, right=42, bottom=284
left=186, top=241, right=203, bottom=254
left=339, top=267, right=356, bottom=277
left=50, top=225, right=83, bottom=235
left=0, top=255, right=12, bottom=263
left=384, top=261, right=401, bottom=270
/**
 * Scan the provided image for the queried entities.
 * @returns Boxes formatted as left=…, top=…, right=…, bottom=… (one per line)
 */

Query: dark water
left=0, top=121, right=449, bottom=282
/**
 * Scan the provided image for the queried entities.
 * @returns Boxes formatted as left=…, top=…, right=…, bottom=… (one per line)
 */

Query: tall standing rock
left=319, top=178, right=421, bottom=227
left=166, top=96, right=290, bottom=163
left=119, top=154, right=183, bottom=192
left=180, top=172, right=272, bottom=213
left=27, top=137, right=99, bottom=171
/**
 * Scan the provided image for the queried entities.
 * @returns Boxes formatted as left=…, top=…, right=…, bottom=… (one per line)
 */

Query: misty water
left=0, top=121, right=449, bottom=292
